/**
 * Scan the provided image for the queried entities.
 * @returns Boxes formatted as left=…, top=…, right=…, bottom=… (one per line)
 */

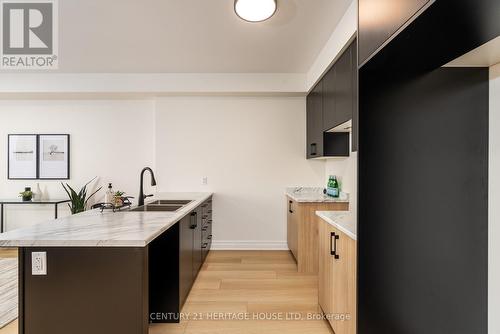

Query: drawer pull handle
left=330, top=232, right=339, bottom=259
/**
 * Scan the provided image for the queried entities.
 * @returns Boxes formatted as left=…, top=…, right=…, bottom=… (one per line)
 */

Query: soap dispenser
left=105, top=183, right=114, bottom=204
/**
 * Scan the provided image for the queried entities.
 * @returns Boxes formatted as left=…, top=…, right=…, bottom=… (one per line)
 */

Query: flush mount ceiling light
left=234, top=0, right=277, bottom=23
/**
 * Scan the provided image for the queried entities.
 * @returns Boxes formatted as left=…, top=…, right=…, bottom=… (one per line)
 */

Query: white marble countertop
left=316, top=211, right=356, bottom=240
left=286, top=187, right=349, bottom=203
left=0, top=192, right=213, bottom=248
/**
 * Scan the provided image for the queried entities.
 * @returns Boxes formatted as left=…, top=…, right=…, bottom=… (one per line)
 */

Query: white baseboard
left=211, top=240, right=288, bottom=250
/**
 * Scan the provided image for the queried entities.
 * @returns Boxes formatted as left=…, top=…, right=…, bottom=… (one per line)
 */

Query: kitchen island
left=0, top=192, right=213, bottom=334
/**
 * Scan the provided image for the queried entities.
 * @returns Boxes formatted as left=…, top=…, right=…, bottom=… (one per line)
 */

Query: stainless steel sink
left=130, top=204, right=183, bottom=212
left=148, top=200, right=193, bottom=205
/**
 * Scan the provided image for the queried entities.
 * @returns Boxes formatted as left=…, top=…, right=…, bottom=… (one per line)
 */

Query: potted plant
left=61, top=178, right=102, bottom=215
left=114, top=191, right=126, bottom=207
left=19, top=187, right=33, bottom=201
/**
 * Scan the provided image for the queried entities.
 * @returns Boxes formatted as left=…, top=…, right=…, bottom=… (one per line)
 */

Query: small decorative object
left=61, top=177, right=102, bottom=215
left=19, top=187, right=33, bottom=201
left=326, top=175, right=340, bottom=198
left=39, top=134, right=70, bottom=179
left=8, top=134, right=38, bottom=179
left=114, top=191, right=126, bottom=207
left=104, top=183, right=114, bottom=204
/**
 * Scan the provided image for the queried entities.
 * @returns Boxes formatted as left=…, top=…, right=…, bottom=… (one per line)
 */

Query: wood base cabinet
left=286, top=197, right=348, bottom=273
left=318, top=217, right=356, bottom=334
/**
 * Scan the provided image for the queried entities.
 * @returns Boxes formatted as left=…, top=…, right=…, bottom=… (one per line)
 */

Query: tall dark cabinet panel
left=351, top=41, right=358, bottom=152
left=306, top=80, right=323, bottom=158
left=358, top=1, right=498, bottom=333
left=358, top=0, right=431, bottom=65
left=358, top=67, right=488, bottom=334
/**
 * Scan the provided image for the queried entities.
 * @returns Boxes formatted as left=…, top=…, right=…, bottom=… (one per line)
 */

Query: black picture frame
left=7, top=134, right=38, bottom=180
left=38, top=134, right=70, bottom=180
left=7, top=134, right=70, bottom=180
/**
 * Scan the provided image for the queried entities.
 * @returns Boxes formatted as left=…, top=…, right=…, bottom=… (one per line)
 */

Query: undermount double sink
left=130, top=199, right=193, bottom=212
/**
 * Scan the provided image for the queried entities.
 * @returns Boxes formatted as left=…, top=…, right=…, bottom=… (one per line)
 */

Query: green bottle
left=327, top=175, right=339, bottom=198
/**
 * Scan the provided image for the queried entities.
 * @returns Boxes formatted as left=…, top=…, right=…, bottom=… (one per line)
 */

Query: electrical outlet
left=202, top=176, right=208, bottom=185
left=32, top=252, right=47, bottom=275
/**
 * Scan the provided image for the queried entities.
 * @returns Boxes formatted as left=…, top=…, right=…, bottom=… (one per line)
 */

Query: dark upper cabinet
left=307, top=39, right=358, bottom=158
left=306, top=80, right=324, bottom=158
left=334, top=45, right=353, bottom=127
left=322, top=66, right=336, bottom=131
left=358, top=0, right=431, bottom=65
left=323, top=42, right=356, bottom=132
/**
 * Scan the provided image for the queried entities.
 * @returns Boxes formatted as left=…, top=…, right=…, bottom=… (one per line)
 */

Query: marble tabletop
left=315, top=210, right=356, bottom=240
left=0, top=192, right=213, bottom=248
left=285, top=187, right=349, bottom=203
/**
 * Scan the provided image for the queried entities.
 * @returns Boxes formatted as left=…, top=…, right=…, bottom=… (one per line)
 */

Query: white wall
left=490, top=63, right=500, bottom=334
left=306, top=0, right=357, bottom=90
left=324, top=149, right=357, bottom=218
left=154, top=96, right=325, bottom=249
left=0, top=100, right=155, bottom=230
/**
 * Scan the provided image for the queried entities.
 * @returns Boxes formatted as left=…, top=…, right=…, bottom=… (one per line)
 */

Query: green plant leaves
left=61, top=178, right=102, bottom=215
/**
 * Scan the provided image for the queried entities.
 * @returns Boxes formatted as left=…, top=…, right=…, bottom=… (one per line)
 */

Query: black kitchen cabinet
left=151, top=196, right=213, bottom=323
left=201, top=199, right=213, bottom=262
left=334, top=44, right=354, bottom=127
left=179, top=213, right=194, bottom=307
left=192, top=209, right=202, bottom=278
left=358, top=0, right=431, bottom=66
left=323, top=44, right=354, bottom=131
left=307, top=39, right=358, bottom=158
left=322, top=65, right=335, bottom=131
left=306, top=80, right=324, bottom=158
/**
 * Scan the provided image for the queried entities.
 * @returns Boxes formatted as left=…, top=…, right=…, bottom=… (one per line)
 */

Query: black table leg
left=55, top=203, right=58, bottom=219
left=1, top=203, right=3, bottom=233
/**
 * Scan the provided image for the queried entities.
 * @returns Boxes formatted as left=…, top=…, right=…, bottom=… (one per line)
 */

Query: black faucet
left=138, top=167, right=157, bottom=207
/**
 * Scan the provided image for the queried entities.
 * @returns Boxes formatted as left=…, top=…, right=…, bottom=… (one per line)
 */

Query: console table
left=0, top=199, right=70, bottom=233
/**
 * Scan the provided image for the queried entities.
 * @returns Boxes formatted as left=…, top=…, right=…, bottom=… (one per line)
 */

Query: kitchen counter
left=0, top=192, right=213, bottom=247
left=316, top=210, right=356, bottom=240
left=286, top=187, right=349, bottom=203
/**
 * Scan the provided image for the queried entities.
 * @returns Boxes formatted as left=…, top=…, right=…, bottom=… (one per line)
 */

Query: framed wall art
left=8, top=134, right=38, bottom=179
left=38, top=134, right=70, bottom=179
left=7, top=134, right=70, bottom=180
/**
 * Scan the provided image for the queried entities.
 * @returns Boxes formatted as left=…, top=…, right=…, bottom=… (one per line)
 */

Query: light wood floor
left=0, top=249, right=332, bottom=334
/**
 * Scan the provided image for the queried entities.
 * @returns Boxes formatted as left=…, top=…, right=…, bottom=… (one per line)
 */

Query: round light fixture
left=234, top=0, right=277, bottom=23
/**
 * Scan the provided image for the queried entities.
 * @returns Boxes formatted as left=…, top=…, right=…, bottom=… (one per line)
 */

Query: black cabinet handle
left=330, top=232, right=339, bottom=259
left=201, top=242, right=209, bottom=249
left=311, top=143, right=317, bottom=156
left=202, top=226, right=208, bottom=231
left=207, top=235, right=212, bottom=240
left=190, top=212, right=197, bottom=229
left=288, top=200, right=293, bottom=213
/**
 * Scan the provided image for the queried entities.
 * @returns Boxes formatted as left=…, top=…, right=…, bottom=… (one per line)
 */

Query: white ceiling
left=58, top=0, right=352, bottom=73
